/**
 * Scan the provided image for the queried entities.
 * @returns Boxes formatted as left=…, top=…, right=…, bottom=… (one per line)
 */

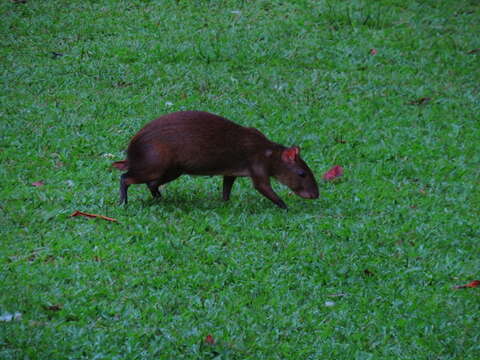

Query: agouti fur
left=112, top=111, right=319, bottom=209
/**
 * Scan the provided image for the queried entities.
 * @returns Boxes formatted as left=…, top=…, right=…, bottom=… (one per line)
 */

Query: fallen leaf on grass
left=114, top=81, right=132, bottom=88
left=453, top=280, right=480, bottom=289
left=363, top=269, right=375, bottom=277
left=65, top=314, right=79, bottom=322
left=369, top=48, right=378, bottom=55
left=454, top=10, right=474, bottom=16
left=327, top=293, right=347, bottom=297
left=407, top=97, right=431, bottom=105
left=32, top=181, right=44, bottom=187
left=205, top=334, right=215, bottom=345
left=467, top=48, right=480, bottom=54
left=70, top=210, right=118, bottom=222
left=43, top=304, right=62, bottom=311
left=323, top=165, right=344, bottom=181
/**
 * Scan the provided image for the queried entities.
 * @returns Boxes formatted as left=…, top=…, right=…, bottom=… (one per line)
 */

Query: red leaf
left=369, top=48, right=378, bottom=55
left=323, top=165, right=343, bottom=181
left=205, top=334, right=215, bottom=345
left=71, top=210, right=118, bottom=222
left=453, top=280, right=480, bottom=289
left=32, top=181, right=44, bottom=187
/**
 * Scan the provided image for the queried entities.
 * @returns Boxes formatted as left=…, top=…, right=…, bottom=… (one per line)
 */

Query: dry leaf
left=43, top=304, right=62, bottom=311
left=323, top=165, right=344, bottom=181
left=467, top=49, right=480, bottom=54
left=327, top=293, right=347, bottom=297
left=408, top=97, right=431, bottom=105
left=65, top=314, right=79, bottom=322
left=363, top=269, right=375, bottom=277
left=114, top=81, right=132, bottom=88
left=453, top=280, right=480, bottom=289
left=32, top=181, right=44, bottom=187
left=205, top=335, right=215, bottom=345
left=369, top=48, right=378, bottom=55
left=71, top=210, right=118, bottom=222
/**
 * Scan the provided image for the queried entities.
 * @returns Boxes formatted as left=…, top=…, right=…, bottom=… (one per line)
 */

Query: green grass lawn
left=1, top=0, right=479, bottom=358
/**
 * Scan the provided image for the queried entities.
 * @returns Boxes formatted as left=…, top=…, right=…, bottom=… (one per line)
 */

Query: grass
left=1, top=0, right=479, bottom=358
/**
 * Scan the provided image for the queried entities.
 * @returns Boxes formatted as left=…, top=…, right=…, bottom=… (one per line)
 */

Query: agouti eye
left=297, top=170, right=306, bottom=178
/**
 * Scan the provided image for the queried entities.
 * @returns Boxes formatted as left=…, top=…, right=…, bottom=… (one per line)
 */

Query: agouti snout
left=113, top=111, right=319, bottom=209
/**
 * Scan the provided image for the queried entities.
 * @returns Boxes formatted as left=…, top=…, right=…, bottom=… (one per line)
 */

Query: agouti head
left=274, top=146, right=319, bottom=199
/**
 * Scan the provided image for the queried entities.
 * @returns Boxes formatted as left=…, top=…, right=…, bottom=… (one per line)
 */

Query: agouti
left=112, top=111, right=319, bottom=209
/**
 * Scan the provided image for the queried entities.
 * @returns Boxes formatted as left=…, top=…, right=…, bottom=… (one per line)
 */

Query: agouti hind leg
left=147, top=179, right=161, bottom=198
left=119, top=172, right=146, bottom=205
left=119, top=173, right=131, bottom=205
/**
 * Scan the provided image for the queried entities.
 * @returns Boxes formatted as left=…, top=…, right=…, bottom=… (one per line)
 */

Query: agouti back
left=113, top=111, right=319, bottom=209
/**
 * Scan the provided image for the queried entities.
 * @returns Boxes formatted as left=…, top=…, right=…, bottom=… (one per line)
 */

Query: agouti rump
left=112, top=111, right=319, bottom=209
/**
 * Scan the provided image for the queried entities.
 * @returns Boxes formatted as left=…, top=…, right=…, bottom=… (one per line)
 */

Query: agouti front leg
left=222, top=176, right=236, bottom=201
left=251, top=175, right=287, bottom=209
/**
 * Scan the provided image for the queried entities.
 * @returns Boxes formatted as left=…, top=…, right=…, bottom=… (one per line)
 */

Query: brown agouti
left=112, top=111, right=319, bottom=209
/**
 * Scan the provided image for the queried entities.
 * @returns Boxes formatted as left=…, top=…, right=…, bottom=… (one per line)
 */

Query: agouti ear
left=281, top=146, right=300, bottom=163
